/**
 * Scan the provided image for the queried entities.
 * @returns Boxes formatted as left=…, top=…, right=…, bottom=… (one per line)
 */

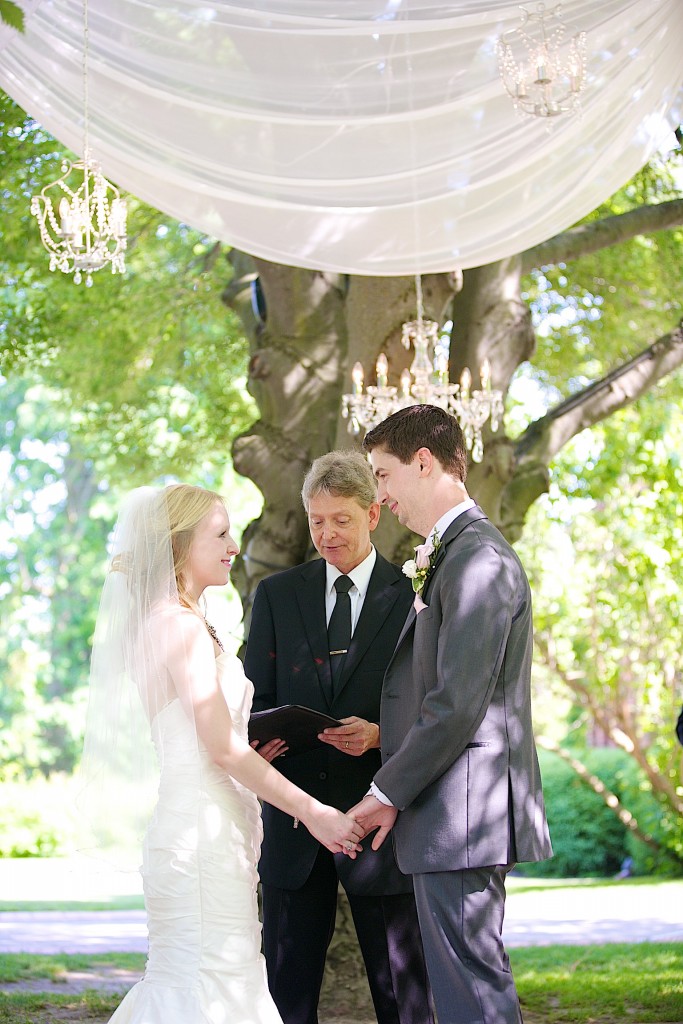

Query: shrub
left=519, top=748, right=673, bottom=878
left=0, top=774, right=81, bottom=858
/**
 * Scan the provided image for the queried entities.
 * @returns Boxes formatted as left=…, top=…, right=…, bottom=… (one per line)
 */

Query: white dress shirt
left=325, top=545, right=376, bottom=635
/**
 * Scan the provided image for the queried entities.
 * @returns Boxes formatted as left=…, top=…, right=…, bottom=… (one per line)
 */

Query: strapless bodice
left=150, top=651, right=253, bottom=760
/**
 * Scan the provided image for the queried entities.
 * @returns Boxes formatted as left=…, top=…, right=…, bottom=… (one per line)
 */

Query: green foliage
left=0, top=92, right=255, bottom=486
left=0, top=775, right=80, bottom=857
left=519, top=393, right=683, bottom=868
left=519, top=749, right=652, bottom=878
left=1, top=92, right=260, bottom=780
left=512, top=149, right=683, bottom=432
left=0, top=378, right=111, bottom=777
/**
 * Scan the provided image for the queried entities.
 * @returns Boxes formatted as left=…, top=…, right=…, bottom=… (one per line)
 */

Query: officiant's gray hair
left=301, top=450, right=377, bottom=511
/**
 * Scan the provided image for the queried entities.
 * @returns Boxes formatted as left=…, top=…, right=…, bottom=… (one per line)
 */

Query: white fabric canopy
left=1, top=0, right=682, bottom=275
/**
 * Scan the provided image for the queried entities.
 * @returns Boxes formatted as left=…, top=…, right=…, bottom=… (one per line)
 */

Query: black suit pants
left=261, top=845, right=433, bottom=1024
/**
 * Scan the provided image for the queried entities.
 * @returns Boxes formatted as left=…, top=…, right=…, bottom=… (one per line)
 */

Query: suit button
left=318, top=772, right=327, bottom=780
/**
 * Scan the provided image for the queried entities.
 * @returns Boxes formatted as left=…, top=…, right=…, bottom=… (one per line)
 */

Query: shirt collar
left=326, top=545, right=376, bottom=598
left=430, top=498, right=476, bottom=544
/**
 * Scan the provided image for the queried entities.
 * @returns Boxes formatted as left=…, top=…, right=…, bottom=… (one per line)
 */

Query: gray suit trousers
left=412, top=866, right=522, bottom=1024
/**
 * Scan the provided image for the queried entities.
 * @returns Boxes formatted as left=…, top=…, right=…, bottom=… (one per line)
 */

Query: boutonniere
left=402, top=534, right=441, bottom=595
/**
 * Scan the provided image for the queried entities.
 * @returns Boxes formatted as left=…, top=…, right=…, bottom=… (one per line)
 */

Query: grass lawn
left=0, top=989, right=120, bottom=1023
left=1, top=945, right=682, bottom=1023
left=0, top=897, right=144, bottom=913
left=0, top=953, right=144, bottom=985
left=510, top=943, right=683, bottom=1022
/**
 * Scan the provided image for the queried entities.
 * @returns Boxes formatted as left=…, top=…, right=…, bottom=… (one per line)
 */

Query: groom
left=351, top=405, right=552, bottom=1024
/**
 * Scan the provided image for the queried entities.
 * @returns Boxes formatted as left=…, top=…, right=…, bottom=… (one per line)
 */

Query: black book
left=248, top=704, right=342, bottom=755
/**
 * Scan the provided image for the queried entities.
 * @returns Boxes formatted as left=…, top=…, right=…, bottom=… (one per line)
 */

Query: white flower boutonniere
left=402, top=534, right=441, bottom=595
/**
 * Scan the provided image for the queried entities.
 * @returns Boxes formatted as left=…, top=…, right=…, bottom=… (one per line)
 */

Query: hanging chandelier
left=496, top=2, right=587, bottom=120
left=30, top=0, right=127, bottom=285
left=341, top=277, right=504, bottom=462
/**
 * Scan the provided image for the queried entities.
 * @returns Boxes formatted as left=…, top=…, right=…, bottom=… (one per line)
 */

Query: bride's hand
left=250, top=737, right=288, bottom=762
left=305, top=805, right=364, bottom=858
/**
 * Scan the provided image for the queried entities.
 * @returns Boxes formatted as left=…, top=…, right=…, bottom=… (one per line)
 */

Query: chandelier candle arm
left=351, top=362, right=364, bottom=394
left=341, top=275, right=504, bottom=462
left=376, top=353, right=389, bottom=389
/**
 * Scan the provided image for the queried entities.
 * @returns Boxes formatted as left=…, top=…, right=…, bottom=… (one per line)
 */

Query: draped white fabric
left=1, top=0, right=682, bottom=274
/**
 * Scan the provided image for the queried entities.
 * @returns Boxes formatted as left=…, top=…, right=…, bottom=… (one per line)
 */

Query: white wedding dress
left=109, top=652, right=283, bottom=1024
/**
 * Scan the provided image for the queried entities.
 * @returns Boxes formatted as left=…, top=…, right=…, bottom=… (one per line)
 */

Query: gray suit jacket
left=375, top=505, right=552, bottom=875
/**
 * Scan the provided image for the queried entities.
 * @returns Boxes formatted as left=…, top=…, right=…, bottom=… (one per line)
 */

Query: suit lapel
left=390, top=604, right=417, bottom=660
left=421, top=505, right=489, bottom=600
left=334, top=555, right=402, bottom=696
left=294, top=559, right=335, bottom=708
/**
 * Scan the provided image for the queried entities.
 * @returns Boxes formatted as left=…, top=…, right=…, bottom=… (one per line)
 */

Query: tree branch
left=522, top=198, right=683, bottom=273
left=515, top=320, right=683, bottom=465
left=535, top=634, right=683, bottom=818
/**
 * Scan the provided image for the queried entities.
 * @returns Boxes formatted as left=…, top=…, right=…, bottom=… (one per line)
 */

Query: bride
left=81, top=484, right=363, bottom=1024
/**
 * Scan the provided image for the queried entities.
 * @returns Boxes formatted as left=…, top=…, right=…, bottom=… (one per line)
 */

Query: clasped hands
left=251, top=717, right=396, bottom=856
left=332, top=794, right=397, bottom=859
left=347, top=794, right=398, bottom=852
left=321, top=721, right=396, bottom=855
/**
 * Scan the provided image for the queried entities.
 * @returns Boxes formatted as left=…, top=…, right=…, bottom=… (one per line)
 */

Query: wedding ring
left=345, top=741, right=350, bottom=748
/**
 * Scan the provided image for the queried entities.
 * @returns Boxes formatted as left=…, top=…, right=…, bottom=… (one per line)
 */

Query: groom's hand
left=349, top=794, right=397, bottom=850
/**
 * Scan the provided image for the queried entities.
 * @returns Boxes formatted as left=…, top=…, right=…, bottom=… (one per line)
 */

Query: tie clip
left=329, top=649, right=348, bottom=656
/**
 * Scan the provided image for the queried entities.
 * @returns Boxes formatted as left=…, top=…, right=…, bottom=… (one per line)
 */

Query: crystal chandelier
left=30, top=0, right=127, bottom=285
left=342, top=277, right=504, bottom=462
left=496, top=3, right=587, bottom=120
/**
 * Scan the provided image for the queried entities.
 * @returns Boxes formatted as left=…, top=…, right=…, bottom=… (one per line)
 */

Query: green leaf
left=0, top=0, right=25, bottom=32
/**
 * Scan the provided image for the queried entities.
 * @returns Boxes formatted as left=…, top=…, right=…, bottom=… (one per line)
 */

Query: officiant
left=245, top=450, right=432, bottom=1024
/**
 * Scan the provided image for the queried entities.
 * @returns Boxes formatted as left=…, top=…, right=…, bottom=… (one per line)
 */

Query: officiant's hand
left=319, top=716, right=380, bottom=756
left=251, top=737, right=288, bottom=762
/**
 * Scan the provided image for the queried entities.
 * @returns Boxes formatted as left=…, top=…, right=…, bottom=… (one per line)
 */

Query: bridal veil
left=78, top=485, right=201, bottom=870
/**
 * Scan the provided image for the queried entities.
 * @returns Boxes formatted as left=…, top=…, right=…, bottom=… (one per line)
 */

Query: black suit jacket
left=244, top=551, right=415, bottom=895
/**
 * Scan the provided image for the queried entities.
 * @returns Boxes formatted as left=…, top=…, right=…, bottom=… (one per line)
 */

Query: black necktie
left=328, top=575, right=353, bottom=697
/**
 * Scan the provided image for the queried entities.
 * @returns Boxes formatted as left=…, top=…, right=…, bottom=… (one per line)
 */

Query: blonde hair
left=301, top=450, right=377, bottom=511
left=161, top=484, right=225, bottom=610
